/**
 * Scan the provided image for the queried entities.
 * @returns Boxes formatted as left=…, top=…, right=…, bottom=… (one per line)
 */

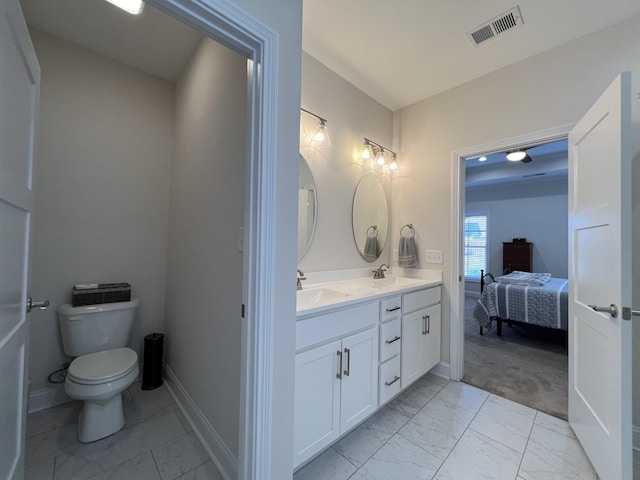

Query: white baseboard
left=634, top=425, right=640, bottom=452
left=28, top=386, right=71, bottom=414
left=430, top=361, right=451, bottom=380
left=163, top=364, right=237, bottom=480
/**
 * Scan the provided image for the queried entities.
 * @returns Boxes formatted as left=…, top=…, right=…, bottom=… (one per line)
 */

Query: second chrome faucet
left=372, top=263, right=389, bottom=279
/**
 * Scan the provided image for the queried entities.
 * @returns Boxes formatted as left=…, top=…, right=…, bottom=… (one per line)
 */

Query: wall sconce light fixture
left=360, top=138, right=399, bottom=171
left=301, top=108, right=331, bottom=148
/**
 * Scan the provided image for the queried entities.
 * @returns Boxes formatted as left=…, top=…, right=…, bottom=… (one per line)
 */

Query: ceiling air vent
left=467, top=6, right=524, bottom=47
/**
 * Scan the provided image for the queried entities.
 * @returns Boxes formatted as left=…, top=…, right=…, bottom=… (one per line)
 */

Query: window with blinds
left=464, top=214, right=488, bottom=279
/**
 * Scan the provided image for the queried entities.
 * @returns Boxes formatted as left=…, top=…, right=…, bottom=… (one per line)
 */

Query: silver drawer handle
left=385, top=306, right=401, bottom=312
left=385, top=336, right=401, bottom=344
left=385, top=375, right=400, bottom=387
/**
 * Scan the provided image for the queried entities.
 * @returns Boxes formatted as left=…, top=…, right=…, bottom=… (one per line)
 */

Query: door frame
left=148, top=1, right=279, bottom=478
left=449, top=124, right=573, bottom=381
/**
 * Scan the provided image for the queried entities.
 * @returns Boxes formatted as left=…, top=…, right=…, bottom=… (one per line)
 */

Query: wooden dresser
left=502, top=242, right=532, bottom=273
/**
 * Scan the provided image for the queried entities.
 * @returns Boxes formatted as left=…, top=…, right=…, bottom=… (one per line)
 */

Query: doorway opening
left=18, top=0, right=281, bottom=478
left=462, top=139, right=569, bottom=418
left=449, top=125, right=573, bottom=417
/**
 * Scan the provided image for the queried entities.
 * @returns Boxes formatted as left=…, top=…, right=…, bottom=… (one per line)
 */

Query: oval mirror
left=352, top=172, right=388, bottom=262
left=298, top=154, right=318, bottom=261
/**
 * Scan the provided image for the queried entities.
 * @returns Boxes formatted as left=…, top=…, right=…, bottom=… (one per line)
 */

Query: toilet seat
left=68, top=347, right=138, bottom=385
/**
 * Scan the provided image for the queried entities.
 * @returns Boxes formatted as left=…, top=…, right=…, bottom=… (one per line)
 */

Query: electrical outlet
left=424, top=249, right=443, bottom=264
left=393, top=249, right=399, bottom=261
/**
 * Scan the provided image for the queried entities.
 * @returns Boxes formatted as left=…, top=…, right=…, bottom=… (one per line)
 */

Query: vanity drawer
left=402, top=286, right=441, bottom=313
left=379, top=317, right=401, bottom=362
left=380, top=296, right=402, bottom=322
left=379, top=355, right=401, bottom=405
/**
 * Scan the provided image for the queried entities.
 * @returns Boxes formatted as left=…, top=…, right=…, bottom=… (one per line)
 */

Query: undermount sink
left=296, top=288, right=348, bottom=306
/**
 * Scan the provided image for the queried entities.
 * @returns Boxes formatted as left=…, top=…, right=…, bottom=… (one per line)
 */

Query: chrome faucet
left=296, top=269, right=307, bottom=290
left=372, top=263, right=389, bottom=279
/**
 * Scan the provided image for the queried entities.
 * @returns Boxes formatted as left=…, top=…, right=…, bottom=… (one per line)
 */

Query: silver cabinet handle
left=385, top=306, right=401, bottom=312
left=27, top=298, right=50, bottom=313
left=385, top=375, right=400, bottom=387
left=588, top=304, right=618, bottom=318
left=336, top=350, right=342, bottom=379
left=385, top=336, right=401, bottom=344
left=426, top=314, right=430, bottom=334
left=344, top=348, right=351, bottom=376
left=421, top=315, right=427, bottom=335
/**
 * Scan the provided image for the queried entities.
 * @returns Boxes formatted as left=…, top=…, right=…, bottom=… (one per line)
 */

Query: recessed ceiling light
left=104, top=0, right=145, bottom=15
left=478, top=156, right=487, bottom=162
left=506, top=150, right=527, bottom=162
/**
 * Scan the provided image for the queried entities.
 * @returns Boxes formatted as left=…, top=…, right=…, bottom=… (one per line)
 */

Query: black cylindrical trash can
left=142, top=332, right=164, bottom=390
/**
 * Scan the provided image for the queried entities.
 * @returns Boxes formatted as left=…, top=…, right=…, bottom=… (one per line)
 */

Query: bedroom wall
left=464, top=177, right=568, bottom=296
left=394, top=13, right=640, bottom=370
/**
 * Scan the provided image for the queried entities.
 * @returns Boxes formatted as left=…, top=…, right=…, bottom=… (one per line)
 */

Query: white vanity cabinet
left=294, top=303, right=378, bottom=467
left=401, top=286, right=441, bottom=389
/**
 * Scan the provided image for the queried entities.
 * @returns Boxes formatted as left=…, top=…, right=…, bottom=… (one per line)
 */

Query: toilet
left=58, top=299, right=140, bottom=443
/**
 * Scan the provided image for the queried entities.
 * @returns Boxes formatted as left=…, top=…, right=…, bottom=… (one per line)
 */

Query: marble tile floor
left=24, top=382, right=223, bottom=480
left=294, top=374, right=597, bottom=480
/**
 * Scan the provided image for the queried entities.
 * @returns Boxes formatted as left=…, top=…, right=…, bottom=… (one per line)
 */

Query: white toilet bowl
left=64, top=347, right=139, bottom=443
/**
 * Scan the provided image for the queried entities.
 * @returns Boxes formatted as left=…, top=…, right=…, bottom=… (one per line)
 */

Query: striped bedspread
left=473, top=278, right=569, bottom=331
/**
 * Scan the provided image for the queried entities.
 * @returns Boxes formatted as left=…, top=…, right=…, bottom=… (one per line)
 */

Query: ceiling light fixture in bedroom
left=506, top=150, right=527, bottom=161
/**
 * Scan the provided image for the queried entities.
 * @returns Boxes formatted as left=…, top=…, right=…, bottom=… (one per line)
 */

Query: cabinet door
left=293, top=340, right=341, bottom=467
left=401, top=308, right=426, bottom=388
left=422, top=303, right=441, bottom=372
left=340, top=327, right=378, bottom=433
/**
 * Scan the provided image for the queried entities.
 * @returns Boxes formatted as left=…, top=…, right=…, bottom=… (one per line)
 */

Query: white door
left=340, top=327, right=378, bottom=432
left=0, top=1, right=40, bottom=479
left=568, top=72, right=632, bottom=480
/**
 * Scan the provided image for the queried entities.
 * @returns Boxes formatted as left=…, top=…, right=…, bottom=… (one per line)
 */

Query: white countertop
left=296, top=268, right=442, bottom=318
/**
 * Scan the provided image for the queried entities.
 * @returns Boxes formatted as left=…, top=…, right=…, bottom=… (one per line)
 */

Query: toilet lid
left=68, top=347, right=138, bottom=385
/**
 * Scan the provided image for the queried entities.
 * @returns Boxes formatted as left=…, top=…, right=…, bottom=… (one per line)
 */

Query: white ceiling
left=303, top=0, right=640, bottom=111
left=21, top=0, right=202, bottom=82
left=20, top=1, right=640, bottom=110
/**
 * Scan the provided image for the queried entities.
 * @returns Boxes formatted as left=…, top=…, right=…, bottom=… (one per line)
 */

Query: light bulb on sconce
left=389, top=154, right=398, bottom=171
left=360, top=141, right=374, bottom=161
left=301, top=108, right=331, bottom=148
left=375, top=149, right=386, bottom=166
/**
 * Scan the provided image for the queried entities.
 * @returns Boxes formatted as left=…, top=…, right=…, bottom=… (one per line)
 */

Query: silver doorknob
left=588, top=304, right=618, bottom=318
left=27, top=298, right=50, bottom=313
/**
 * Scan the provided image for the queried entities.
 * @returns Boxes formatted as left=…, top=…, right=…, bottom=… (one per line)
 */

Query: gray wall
left=299, top=53, right=394, bottom=272
left=164, top=36, right=246, bottom=461
left=29, top=29, right=174, bottom=396
left=466, top=178, right=569, bottom=281
left=394, top=14, right=640, bottom=371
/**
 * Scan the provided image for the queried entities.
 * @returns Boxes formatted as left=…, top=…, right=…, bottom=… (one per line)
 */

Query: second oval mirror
left=352, top=172, right=388, bottom=262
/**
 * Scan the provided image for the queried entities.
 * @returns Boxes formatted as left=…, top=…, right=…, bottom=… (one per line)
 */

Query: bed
left=473, top=269, right=569, bottom=336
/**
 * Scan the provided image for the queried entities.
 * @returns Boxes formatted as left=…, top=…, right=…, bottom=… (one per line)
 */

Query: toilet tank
left=58, top=298, right=139, bottom=356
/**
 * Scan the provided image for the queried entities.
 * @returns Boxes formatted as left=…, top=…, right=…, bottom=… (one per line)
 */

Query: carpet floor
left=463, top=296, right=568, bottom=419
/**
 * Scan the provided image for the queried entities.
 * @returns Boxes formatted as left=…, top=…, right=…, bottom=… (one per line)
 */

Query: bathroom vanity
left=293, top=271, right=442, bottom=468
